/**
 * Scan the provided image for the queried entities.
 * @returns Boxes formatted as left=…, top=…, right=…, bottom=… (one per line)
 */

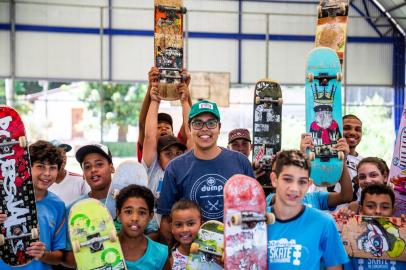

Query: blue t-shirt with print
left=266, top=191, right=331, bottom=210
left=157, top=148, right=255, bottom=221
left=0, top=191, right=67, bottom=270
left=125, top=237, right=168, bottom=270
left=267, top=206, right=348, bottom=269
left=345, top=258, right=406, bottom=270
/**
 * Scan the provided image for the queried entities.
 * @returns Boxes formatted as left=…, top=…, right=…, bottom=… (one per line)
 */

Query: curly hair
left=29, top=140, right=63, bottom=169
left=361, top=183, right=395, bottom=207
left=116, top=184, right=154, bottom=214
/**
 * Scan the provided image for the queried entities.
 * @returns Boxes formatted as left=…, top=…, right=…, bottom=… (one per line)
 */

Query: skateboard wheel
left=72, top=240, right=81, bottom=253
left=0, top=234, right=4, bottom=246
left=337, top=151, right=345, bottom=160
left=31, top=228, right=39, bottom=240
left=180, top=7, right=187, bottom=14
left=190, top=242, right=199, bottom=253
left=112, top=189, right=120, bottom=200
left=308, top=152, right=315, bottom=161
left=266, top=212, right=275, bottom=225
left=336, top=72, right=342, bottom=81
left=231, top=214, right=241, bottom=225
left=277, top=98, right=283, bottom=106
left=19, top=136, right=27, bottom=148
left=109, top=230, right=118, bottom=242
left=317, top=6, right=322, bottom=17
left=340, top=3, right=346, bottom=14
left=255, top=96, right=261, bottom=105
left=307, top=73, right=314, bottom=82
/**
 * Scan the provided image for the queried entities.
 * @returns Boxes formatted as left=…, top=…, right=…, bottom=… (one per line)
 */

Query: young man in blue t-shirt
left=268, top=150, right=348, bottom=269
left=0, top=140, right=67, bottom=270
left=157, top=100, right=255, bottom=243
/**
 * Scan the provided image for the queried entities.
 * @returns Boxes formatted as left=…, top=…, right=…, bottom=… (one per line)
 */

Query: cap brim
left=75, top=145, right=112, bottom=165
left=160, top=142, right=187, bottom=153
left=189, top=110, right=220, bottom=121
left=59, top=144, right=72, bottom=152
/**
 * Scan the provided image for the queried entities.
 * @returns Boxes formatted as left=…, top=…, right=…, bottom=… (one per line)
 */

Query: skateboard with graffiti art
left=334, top=214, right=406, bottom=261
left=186, top=220, right=224, bottom=270
left=224, top=174, right=274, bottom=269
left=305, top=47, right=344, bottom=187
left=389, top=108, right=406, bottom=216
left=252, top=79, right=282, bottom=195
left=0, top=105, right=39, bottom=266
left=315, top=0, right=349, bottom=65
left=154, top=0, right=187, bottom=100
left=69, top=198, right=126, bottom=270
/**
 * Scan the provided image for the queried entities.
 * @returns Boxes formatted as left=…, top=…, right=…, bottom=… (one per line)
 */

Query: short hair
left=360, top=183, right=395, bottom=207
left=273, top=150, right=311, bottom=178
left=357, top=157, right=389, bottom=178
left=170, top=199, right=201, bottom=219
left=29, top=140, right=63, bottom=169
left=116, top=184, right=154, bottom=214
left=343, top=114, right=362, bottom=124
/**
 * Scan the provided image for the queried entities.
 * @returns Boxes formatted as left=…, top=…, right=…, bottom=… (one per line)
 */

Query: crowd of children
left=1, top=68, right=405, bottom=270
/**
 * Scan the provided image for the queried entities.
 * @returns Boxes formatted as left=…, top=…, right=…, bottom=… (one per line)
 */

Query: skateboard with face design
left=0, top=105, right=39, bottom=266
left=305, top=47, right=344, bottom=186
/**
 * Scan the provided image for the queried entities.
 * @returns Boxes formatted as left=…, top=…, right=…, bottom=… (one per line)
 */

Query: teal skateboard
left=305, top=47, right=344, bottom=186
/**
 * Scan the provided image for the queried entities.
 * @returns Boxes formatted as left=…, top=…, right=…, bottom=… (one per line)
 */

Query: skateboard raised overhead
left=186, top=220, right=224, bottom=270
left=305, top=47, right=344, bottom=187
left=224, top=174, right=274, bottom=269
left=69, top=198, right=126, bottom=270
left=154, top=0, right=187, bottom=101
left=252, top=79, right=282, bottom=195
left=315, top=0, right=349, bottom=64
left=0, top=105, right=39, bottom=266
left=334, top=214, right=406, bottom=261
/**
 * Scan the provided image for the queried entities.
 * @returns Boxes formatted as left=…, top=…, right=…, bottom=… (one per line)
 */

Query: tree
left=0, top=80, right=32, bottom=114
left=80, top=82, right=147, bottom=142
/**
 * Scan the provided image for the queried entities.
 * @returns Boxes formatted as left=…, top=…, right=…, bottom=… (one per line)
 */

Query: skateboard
left=154, top=0, right=187, bottom=101
left=252, top=78, right=282, bottom=195
left=315, top=0, right=349, bottom=64
left=105, top=160, right=148, bottom=220
left=0, top=105, right=39, bottom=266
left=389, top=108, right=406, bottom=216
left=334, top=214, right=406, bottom=261
left=69, top=198, right=126, bottom=270
left=186, top=220, right=224, bottom=270
left=224, top=174, right=274, bottom=270
left=305, top=47, right=344, bottom=186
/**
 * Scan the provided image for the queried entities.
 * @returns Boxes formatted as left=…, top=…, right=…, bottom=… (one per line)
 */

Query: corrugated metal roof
left=370, top=0, right=406, bottom=35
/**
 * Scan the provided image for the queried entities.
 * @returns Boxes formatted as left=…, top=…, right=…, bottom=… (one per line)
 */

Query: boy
left=116, top=184, right=168, bottom=270
left=268, top=150, right=348, bottom=269
left=0, top=140, right=66, bottom=269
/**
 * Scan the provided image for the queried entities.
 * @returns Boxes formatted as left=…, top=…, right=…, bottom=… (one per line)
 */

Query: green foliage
left=104, top=142, right=136, bottom=157
left=0, top=80, right=32, bottom=114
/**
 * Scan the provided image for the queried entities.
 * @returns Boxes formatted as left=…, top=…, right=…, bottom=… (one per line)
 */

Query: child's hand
left=0, top=212, right=7, bottom=224
left=400, top=214, right=406, bottom=224
left=150, top=83, right=161, bottom=102
left=333, top=138, right=350, bottom=155
left=334, top=208, right=355, bottom=223
left=300, top=133, right=313, bottom=153
left=148, top=67, right=160, bottom=83
left=26, top=241, right=46, bottom=260
left=181, top=69, right=191, bottom=86
left=177, top=82, right=189, bottom=103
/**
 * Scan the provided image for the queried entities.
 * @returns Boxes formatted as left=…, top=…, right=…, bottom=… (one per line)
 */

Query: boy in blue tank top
left=268, top=150, right=348, bottom=269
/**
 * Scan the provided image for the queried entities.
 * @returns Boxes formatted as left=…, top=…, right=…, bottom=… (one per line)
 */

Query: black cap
left=75, top=143, right=113, bottom=166
left=157, top=135, right=187, bottom=153
left=158, top=113, right=173, bottom=128
left=50, top=140, right=72, bottom=152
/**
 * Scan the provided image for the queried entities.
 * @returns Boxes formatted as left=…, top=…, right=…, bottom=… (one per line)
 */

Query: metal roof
left=368, top=0, right=406, bottom=35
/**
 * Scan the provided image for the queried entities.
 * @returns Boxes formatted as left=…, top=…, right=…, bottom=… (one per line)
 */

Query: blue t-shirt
left=125, top=237, right=168, bottom=270
left=0, top=191, right=67, bottom=270
left=157, top=148, right=255, bottom=221
left=345, top=258, right=406, bottom=270
left=267, top=206, right=348, bottom=269
left=266, top=191, right=331, bottom=210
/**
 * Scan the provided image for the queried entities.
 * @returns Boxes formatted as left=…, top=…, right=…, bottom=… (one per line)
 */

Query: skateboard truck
left=72, top=231, right=118, bottom=253
left=158, top=68, right=187, bottom=82
left=231, top=211, right=275, bottom=227
left=190, top=242, right=223, bottom=263
left=307, top=72, right=342, bottom=84
left=0, top=228, right=39, bottom=246
left=318, top=1, right=347, bottom=18
left=0, top=136, right=27, bottom=154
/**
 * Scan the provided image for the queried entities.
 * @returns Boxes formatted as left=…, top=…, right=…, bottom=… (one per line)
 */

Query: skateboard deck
left=389, top=108, right=406, bottom=216
left=0, top=105, right=39, bottom=266
left=154, top=0, right=187, bottom=101
left=105, top=160, right=148, bottom=220
left=334, top=214, right=406, bottom=261
left=224, top=174, right=273, bottom=270
left=69, top=198, right=126, bottom=270
left=252, top=79, right=282, bottom=195
left=315, top=0, right=349, bottom=64
left=186, top=220, right=224, bottom=270
left=305, top=47, right=344, bottom=186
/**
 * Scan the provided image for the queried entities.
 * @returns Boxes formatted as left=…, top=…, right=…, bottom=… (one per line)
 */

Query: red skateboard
left=223, top=174, right=274, bottom=269
left=0, top=105, right=39, bottom=266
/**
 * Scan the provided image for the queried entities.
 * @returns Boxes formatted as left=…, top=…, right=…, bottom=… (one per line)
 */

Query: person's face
left=171, top=209, right=201, bottom=246
left=271, top=165, right=310, bottom=208
left=82, top=153, right=114, bottom=191
left=357, top=162, right=386, bottom=189
left=32, top=161, right=59, bottom=192
left=228, top=139, right=251, bottom=157
left=159, top=145, right=185, bottom=169
left=190, top=113, right=220, bottom=152
left=118, top=197, right=152, bottom=239
left=157, top=122, right=173, bottom=138
left=343, top=118, right=362, bottom=149
left=361, top=193, right=394, bottom=217
left=315, top=110, right=332, bottom=129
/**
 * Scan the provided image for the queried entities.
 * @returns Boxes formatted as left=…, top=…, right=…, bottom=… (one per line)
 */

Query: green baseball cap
left=189, top=100, right=220, bottom=121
